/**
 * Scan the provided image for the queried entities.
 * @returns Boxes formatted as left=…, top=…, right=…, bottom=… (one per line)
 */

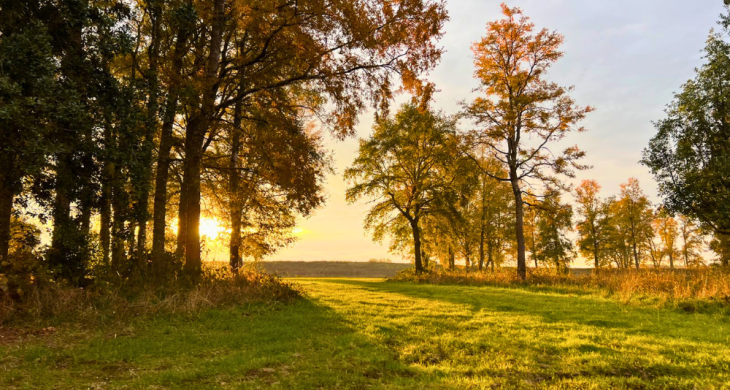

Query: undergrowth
left=390, top=267, right=730, bottom=312
left=0, top=262, right=301, bottom=328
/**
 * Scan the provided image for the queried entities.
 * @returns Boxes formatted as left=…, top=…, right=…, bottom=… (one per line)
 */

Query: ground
left=2, top=278, right=729, bottom=389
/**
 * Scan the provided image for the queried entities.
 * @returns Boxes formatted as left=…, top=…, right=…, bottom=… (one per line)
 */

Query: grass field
left=260, top=261, right=411, bottom=278
left=2, top=278, right=729, bottom=389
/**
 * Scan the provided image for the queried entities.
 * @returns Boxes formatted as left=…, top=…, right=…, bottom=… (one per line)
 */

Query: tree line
left=346, top=4, right=730, bottom=277
left=0, top=0, right=448, bottom=287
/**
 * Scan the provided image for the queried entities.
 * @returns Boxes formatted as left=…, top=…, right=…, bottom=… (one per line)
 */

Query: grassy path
left=2, top=279, right=729, bottom=389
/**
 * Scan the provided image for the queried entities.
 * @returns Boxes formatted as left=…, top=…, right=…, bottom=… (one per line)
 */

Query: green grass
left=260, top=261, right=411, bottom=278
left=2, top=279, right=729, bottom=389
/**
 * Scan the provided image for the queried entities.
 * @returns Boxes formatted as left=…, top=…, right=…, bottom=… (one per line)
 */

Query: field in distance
left=260, top=261, right=411, bottom=278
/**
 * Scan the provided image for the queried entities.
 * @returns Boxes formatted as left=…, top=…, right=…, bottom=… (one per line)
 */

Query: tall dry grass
left=0, top=262, right=300, bottom=327
left=391, top=267, right=730, bottom=310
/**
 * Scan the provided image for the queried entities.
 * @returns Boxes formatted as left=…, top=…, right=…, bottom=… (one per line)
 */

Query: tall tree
left=346, top=104, right=459, bottom=274
left=463, top=4, right=592, bottom=279
left=642, top=7, right=730, bottom=261
left=0, top=11, right=57, bottom=266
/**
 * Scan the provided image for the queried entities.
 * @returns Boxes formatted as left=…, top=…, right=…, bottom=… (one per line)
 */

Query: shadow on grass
left=306, top=278, right=730, bottom=388
left=325, top=278, right=730, bottom=346
left=0, top=297, right=449, bottom=390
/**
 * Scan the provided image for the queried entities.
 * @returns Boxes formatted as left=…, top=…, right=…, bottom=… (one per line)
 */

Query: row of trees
left=0, top=0, right=449, bottom=285
left=346, top=101, right=712, bottom=274
left=348, top=5, right=591, bottom=277
left=347, top=4, right=729, bottom=276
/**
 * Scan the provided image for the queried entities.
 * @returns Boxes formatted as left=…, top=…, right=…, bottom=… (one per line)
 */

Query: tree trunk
left=0, top=158, right=16, bottom=266
left=135, top=0, right=164, bottom=266
left=50, top=154, right=74, bottom=274
left=510, top=172, right=527, bottom=280
left=593, top=241, right=599, bottom=270
left=182, top=116, right=208, bottom=276
left=478, top=227, right=485, bottom=271
left=182, top=0, right=226, bottom=278
left=99, top=161, right=113, bottom=267
left=151, top=15, right=191, bottom=272
left=448, top=245, right=455, bottom=270
left=632, top=240, right=640, bottom=270
left=410, top=219, right=424, bottom=274
left=229, top=100, right=243, bottom=272
left=176, top=170, right=187, bottom=259
left=487, top=242, right=494, bottom=271
left=150, top=93, right=178, bottom=270
left=669, top=252, right=674, bottom=269
left=111, top=163, right=126, bottom=274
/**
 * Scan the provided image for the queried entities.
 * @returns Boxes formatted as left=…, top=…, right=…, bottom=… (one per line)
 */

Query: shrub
left=0, top=261, right=301, bottom=327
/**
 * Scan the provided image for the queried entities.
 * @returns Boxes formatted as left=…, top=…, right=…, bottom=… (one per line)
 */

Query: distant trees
left=575, top=180, right=613, bottom=269
left=534, top=190, right=574, bottom=272
left=612, top=179, right=654, bottom=270
left=462, top=4, right=593, bottom=279
left=642, top=6, right=730, bottom=266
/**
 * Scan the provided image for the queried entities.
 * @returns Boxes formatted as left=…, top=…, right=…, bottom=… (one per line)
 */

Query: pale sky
left=266, top=0, right=726, bottom=263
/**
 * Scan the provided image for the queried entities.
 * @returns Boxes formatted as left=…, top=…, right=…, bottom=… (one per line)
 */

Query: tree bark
left=0, top=157, right=17, bottom=266
left=510, top=172, right=527, bottom=280
left=111, top=163, right=126, bottom=274
left=410, top=219, right=424, bottom=274
left=99, top=157, right=113, bottom=267
left=150, top=3, right=191, bottom=273
left=134, top=0, right=164, bottom=265
left=448, top=245, right=454, bottom=270
left=176, top=172, right=187, bottom=259
left=50, top=154, right=74, bottom=272
left=229, top=100, right=242, bottom=272
left=478, top=226, right=485, bottom=271
left=182, top=0, right=226, bottom=277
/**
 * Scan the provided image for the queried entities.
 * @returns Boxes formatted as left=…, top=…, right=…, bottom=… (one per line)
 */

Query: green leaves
left=642, top=11, right=730, bottom=246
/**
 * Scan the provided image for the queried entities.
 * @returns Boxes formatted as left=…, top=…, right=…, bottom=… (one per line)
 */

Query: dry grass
left=391, top=267, right=730, bottom=310
left=0, top=262, right=301, bottom=328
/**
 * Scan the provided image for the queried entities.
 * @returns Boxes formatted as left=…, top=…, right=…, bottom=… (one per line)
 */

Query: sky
left=264, top=0, right=726, bottom=264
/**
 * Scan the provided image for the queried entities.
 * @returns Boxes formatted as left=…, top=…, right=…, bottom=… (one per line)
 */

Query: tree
left=642, top=7, right=730, bottom=258
left=534, top=189, right=574, bottom=273
left=678, top=215, right=706, bottom=267
left=463, top=4, right=592, bottom=279
left=653, top=211, right=679, bottom=268
left=612, top=178, right=654, bottom=269
left=575, top=180, right=613, bottom=269
left=0, top=15, right=57, bottom=266
left=345, top=104, right=459, bottom=273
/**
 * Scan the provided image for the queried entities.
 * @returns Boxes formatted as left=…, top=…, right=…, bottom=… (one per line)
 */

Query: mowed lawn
left=2, top=279, right=729, bottom=389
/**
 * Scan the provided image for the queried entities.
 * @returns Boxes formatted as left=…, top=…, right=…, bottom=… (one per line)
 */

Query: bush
left=0, top=261, right=301, bottom=327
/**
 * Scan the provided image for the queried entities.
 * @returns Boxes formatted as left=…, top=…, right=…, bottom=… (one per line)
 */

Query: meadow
left=2, top=277, right=729, bottom=389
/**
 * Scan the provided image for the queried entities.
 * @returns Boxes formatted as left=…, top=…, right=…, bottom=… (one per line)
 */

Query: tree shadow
left=310, top=278, right=729, bottom=387
left=1, top=296, right=451, bottom=390
left=325, top=278, right=729, bottom=346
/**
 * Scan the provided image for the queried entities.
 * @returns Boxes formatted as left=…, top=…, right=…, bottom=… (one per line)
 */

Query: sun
left=199, top=217, right=226, bottom=238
